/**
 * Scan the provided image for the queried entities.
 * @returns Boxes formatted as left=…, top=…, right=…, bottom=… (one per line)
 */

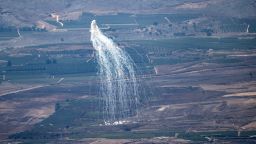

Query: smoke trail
left=17, top=28, right=21, bottom=37
left=90, top=20, right=139, bottom=125
left=246, top=24, right=250, bottom=33
left=51, top=14, right=64, bottom=27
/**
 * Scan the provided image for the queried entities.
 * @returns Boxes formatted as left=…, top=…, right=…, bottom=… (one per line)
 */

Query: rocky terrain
left=0, top=0, right=256, bottom=27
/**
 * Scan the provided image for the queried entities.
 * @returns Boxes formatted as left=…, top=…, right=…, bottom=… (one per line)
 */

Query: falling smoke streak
left=246, top=24, right=250, bottom=33
left=90, top=20, right=139, bottom=125
left=17, top=28, right=21, bottom=37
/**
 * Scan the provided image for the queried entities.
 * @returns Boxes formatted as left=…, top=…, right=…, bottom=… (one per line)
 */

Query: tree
left=153, top=22, right=158, bottom=26
left=46, top=59, right=51, bottom=64
left=46, top=58, right=57, bottom=64
left=55, top=102, right=61, bottom=111
left=7, top=60, right=12, bottom=66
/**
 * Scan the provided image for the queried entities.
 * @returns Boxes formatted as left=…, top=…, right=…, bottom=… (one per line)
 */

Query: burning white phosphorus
left=90, top=20, right=139, bottom=125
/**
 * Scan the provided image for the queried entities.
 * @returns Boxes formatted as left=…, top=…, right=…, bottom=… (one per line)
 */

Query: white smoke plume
left=90, top=20, right=139, bottom=124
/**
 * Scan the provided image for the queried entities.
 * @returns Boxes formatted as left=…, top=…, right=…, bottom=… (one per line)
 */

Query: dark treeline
left=0, top=26, right=47, bottom=32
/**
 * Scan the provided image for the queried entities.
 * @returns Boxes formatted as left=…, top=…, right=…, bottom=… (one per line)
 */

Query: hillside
left=0, top=0, right=256, bottom=27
